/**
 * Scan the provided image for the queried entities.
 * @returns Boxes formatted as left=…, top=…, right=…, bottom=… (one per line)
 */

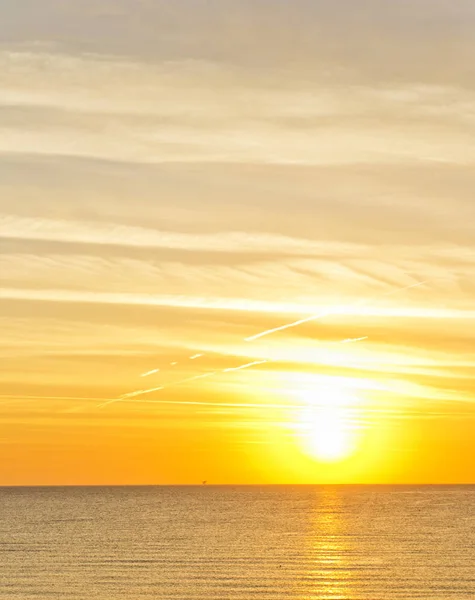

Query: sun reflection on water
left=299, top=489, right=355, bottom=600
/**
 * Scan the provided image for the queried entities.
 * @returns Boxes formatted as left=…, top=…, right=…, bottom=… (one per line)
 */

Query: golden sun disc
left=297, top=385, right=359, bottom=462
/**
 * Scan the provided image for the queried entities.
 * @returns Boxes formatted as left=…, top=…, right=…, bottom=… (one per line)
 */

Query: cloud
left=2, top=1, right=475, bottom=88
left=0, top=50, right=474, bottom=165
left=0, top=213, right=366, bottom=255
left=1, top=286, right=475, bottom=322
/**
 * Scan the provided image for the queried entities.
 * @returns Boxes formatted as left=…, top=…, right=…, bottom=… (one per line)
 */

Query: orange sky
left=1, top=0, right=474, bottom=485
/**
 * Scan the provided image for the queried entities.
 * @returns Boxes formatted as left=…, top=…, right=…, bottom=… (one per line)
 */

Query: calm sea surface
left=0, top=485, right=473, bottom=599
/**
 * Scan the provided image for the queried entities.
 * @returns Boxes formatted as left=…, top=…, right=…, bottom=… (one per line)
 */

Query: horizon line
left=1, top=483, right=474, bottom=489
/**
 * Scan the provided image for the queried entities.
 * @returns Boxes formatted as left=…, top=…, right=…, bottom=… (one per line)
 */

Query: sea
left=0, top=485, right=473, bottom=599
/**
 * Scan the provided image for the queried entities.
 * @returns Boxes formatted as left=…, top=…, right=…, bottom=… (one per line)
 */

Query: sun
left=297, top=383, right=359, bottom=462
left=301, top=405, right=353, bottom=461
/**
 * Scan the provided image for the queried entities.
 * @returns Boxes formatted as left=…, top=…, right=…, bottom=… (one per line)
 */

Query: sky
left=1, top=0, right=474, bottom=485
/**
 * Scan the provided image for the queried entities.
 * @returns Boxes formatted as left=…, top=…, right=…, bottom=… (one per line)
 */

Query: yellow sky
left=1, top=0, right=474, bottom=484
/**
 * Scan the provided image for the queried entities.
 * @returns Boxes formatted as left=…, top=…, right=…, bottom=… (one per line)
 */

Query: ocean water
left=0, top=485, right=473, bottom=599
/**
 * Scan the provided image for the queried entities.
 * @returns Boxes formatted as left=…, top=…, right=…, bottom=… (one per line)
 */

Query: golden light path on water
left=302, top=489, right=354, bottom=600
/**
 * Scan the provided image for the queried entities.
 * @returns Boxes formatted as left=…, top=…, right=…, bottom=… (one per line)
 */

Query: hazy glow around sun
left=297, top=385, right=360, bottom=462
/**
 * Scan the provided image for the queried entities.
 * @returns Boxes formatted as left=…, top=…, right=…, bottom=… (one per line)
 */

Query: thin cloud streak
left=0, top=393, right=300, bottom=411
left=341, top=337, right=369, bottom=344
left=106, top=279, right=428, bottom=409
left=0, top=214, right=363, bottom=255
left=99, top=372, right=217, bottom=407
left=244, top=280, right=429, bottom=342
left=103, top=333, right=372, bottom=409
left=4, top=282, right=470, bottom=320
left=245, top=311, right=333, bottom=342
left=1, top=50, right=474, bottom=166
left=223, top=360, right=268, bottom=373
left=101, top=361, right=270, bottom=408
left=124, top=398, right=304, bottom=410
left=0, top=394, right=112, bottom=402
left=140, top=368, right=160, bottom=378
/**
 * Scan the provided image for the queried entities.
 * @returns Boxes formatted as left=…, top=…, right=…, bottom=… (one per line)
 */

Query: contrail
left=245, top=310, right=333, bottom=342
left=131, top=398, right=302, bottom=410
left=167, top=372, right=216, bottom=386
left=99, top=335, right=365, bottom=409
left=0, top=394, right=111, bottom=402
left=123, top=361, right=269, bottom=402
left=98, top=361, right=269, bottom=407
left=98, top=386, right=164, bottom=406
left=133, top=280, right=427, bottom=377
left=106, top=278, right=428, bottom=409
left=121, top=385, right=164, bottom=400
left=340, top=336, right=369, bottom=344
left=140, top=368, right=160, bottom=378
left=383, top=280, right=428, bottom=296
left=136, top=353, right=203, bottom=381
left=244, top=279, right=429, bottom=342
left=98, top=372, right=217, bottom=407
left=223, top=360, right=268, bottom=373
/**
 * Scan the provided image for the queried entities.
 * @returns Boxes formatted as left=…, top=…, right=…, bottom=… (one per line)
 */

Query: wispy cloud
left=2, top=285, right=475, bottom=321
left=1, top=50, right=474, bottom=166
left=341, top=337, right=369, bottom=344
left=223, top=360, right=268, bottom=373
left=140, top=368, right=160, bottom=378
left=0, top=213, right=367, bottom=255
